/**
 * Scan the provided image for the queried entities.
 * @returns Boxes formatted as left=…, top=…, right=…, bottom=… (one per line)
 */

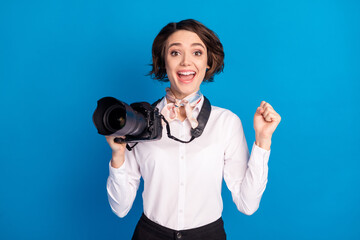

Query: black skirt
left=132, top=213, right=226, bottom=240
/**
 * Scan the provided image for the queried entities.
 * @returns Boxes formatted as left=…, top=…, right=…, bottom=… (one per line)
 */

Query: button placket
left=177, top=124, right=186, bottom=229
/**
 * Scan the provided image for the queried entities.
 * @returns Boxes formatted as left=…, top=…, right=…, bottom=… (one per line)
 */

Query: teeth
left=178, top=72, right=195, bottom=75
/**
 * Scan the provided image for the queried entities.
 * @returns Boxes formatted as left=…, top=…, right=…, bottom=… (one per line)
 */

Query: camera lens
left=93, top=97, right=147, bottom=137
left=105, top=105, right=126, bottom=131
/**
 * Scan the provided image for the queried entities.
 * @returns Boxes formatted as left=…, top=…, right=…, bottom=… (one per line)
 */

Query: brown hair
left=149, top=19, right=224, bottom=82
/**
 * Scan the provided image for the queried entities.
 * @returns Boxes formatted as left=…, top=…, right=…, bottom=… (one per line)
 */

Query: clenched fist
left=254, top=101, right=281, bottom=150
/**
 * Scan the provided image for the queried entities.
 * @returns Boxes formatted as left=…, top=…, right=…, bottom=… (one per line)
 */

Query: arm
left=223, top=116, right=270, bottom=215
left=224, top=101, right=281, bottom=215
left=105, top=136, right=141, bottom=218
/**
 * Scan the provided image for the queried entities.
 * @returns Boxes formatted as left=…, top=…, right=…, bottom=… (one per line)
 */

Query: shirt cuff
left=253, top=142, right=271, bottom=153
left=252, top=142, right=271, bottom=160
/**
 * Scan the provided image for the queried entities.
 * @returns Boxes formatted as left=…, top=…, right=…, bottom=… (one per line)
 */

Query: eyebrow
left=167, top=42, right=206, bottom=50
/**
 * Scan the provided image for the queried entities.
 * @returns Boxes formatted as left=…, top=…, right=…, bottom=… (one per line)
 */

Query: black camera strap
left=125, top=96, right=211, bottom=150
left=152, top=96, right=211, bottom=144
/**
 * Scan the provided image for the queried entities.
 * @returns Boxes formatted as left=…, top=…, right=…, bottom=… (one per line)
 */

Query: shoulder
left=209, top=105, right=244, bottom=130
left=204, top=105, right=245, bottom=145
left=210, top=105, right=241, bottom=121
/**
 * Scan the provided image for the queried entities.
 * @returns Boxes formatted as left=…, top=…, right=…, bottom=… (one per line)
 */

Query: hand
left=105, top=136, right=127, bottom=168
left=254, top=101, right=281, bottom=149
left=105, top=136, right=127, bottom=153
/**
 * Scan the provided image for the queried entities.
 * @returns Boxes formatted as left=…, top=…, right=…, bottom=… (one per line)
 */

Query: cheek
left=164, top=56, right=170, bottom=69
left=165, top=57, right=178, bottom=72
left=198, top=55, right=208, bottom=68
left=197, top=59, right=208, bottom=73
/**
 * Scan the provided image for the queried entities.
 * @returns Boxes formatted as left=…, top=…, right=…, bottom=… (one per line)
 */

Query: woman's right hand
left=105, top=136, right=127, bottom=168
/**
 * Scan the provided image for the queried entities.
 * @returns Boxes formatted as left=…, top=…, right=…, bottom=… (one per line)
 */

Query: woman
left=106, top=19, right=281, bottom=240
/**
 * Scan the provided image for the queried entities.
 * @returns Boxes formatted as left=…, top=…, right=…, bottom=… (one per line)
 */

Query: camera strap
left=152, top=96, right=211, bottom=144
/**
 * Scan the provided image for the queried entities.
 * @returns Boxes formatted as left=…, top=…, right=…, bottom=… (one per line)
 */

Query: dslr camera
left=92, top=97, right=163, bottom=143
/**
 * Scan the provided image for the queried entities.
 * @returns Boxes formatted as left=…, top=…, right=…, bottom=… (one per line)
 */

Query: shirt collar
left=157, top=95, right=205, bottom=119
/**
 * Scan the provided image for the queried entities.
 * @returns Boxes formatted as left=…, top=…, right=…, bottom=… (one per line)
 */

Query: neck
left=169, top=88, right=200, bottom=100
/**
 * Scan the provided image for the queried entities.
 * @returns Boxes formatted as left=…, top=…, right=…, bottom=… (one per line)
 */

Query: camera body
left=123, top=101, right=163, bottom=142
left=92, top=97, right=163, bottom=143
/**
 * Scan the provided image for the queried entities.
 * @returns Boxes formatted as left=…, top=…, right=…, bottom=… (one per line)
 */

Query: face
left=165, top=30, right=209, bottom=99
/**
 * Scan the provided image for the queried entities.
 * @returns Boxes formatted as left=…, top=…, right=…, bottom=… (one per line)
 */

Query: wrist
left=111, top=151, right=125, bottom=168
left=255, top=136, right=272, bottom=151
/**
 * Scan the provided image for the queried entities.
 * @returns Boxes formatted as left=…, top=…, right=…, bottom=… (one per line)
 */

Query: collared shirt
left=107, top=96, right=271, bottom=230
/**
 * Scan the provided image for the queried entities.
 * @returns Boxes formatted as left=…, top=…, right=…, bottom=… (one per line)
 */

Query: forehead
left=166, top=30, right=206, bottom=48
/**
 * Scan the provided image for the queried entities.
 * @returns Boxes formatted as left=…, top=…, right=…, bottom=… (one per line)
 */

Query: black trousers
left=132, top=213, right=226, bottom=240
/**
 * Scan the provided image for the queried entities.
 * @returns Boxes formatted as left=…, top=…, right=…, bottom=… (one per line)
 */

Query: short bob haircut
left=149, top=19, right=224, bottom=82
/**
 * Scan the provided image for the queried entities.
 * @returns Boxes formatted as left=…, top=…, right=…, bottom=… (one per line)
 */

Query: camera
left=92, top=97, right=163, bottom=143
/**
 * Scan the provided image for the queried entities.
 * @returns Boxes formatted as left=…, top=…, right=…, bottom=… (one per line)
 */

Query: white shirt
left=107, top=96, right=270, bottom=230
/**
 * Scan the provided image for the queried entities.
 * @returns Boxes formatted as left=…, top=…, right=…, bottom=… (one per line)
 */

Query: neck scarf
left=160, top=88, right=202, bottom=128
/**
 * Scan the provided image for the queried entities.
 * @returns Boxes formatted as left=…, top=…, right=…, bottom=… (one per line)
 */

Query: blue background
left=1, top=0, right=359, bottom=239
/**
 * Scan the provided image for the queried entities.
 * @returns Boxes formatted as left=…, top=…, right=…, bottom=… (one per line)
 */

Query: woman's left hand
left=253, top=101, right=281, bottom=150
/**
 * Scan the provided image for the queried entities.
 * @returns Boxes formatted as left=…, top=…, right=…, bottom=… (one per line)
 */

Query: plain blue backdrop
left=1, top=0, right=359, bottom=239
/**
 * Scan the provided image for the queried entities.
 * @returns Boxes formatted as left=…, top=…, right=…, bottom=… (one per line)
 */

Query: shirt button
left=176, top=232, right=182, bottom=239
left=180, top=156, right=184, bottom=160
left=180, top=182, right=184, bottom=186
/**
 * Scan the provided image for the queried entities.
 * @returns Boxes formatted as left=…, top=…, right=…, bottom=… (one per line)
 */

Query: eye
left=170, top=51, right=180, bottom=56
left=194, top=50, right=202, bottom=56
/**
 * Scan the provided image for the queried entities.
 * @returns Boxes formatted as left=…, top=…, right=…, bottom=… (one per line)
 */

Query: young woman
left=105, top=19, right=281, bottom=240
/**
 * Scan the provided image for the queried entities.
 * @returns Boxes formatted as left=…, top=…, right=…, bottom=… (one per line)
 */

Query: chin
left=169, top=76, right=203, bottom=97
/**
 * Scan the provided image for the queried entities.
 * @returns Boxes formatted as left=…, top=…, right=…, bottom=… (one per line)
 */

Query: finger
left=265, top=112, right=281, bottom=122
left=266, top=112, right=276, bottom=121
left=106, top=135, right=125, bottom=140
left=263, top=111, right=272, bottom=122
left=273, top=112, right=281, bottom=122
left=263, top=105, right=278, bottom=116
left=105, top=135, right=115, bottom=143
left=260, top=101, right=266, bottom=108
left=256, top=106, right=264, bottom=114
left=263, top=103, right=273, bottom=110
left=263, top=107, right=273, bottom=118
left=114, top=137, right=127, bottom=145
left=106, top=135, right=126, bottom=146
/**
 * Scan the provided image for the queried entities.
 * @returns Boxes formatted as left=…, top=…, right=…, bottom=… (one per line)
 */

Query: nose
left=180, top=52, right=191, bottom=66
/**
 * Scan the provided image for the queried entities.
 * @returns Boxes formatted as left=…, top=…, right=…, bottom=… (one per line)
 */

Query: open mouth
left=177, top=71, right=196, bottom=83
